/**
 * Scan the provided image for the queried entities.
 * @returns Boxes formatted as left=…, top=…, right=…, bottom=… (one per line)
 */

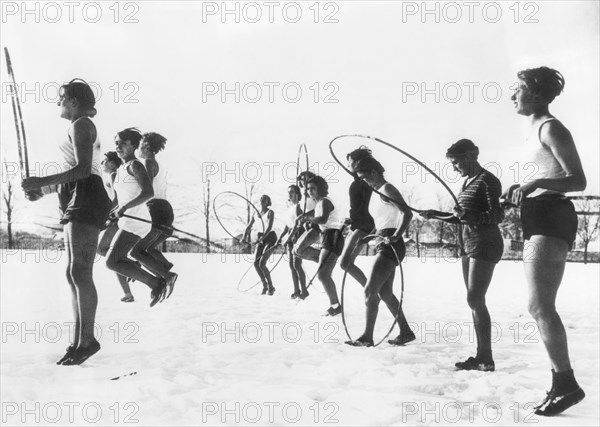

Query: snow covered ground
left=1, top=251, right=598, bottom=426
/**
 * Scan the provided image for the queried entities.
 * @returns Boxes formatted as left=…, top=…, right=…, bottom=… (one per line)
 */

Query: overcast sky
left=1, top=1, right=598, bottom=237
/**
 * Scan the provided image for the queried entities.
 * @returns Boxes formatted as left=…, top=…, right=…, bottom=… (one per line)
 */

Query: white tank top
left=286, top=203, right=300, bottom=228
left=113, top=159, right=151, bottom=236
left=59, top=117, right=102, bottom=176
left=314, top=197, right=342, bottom=231
left=150, top=158, right=168, bottom=200
left=369, top=184, right=403, bottom=230
left=524, top=118, right=566, bottom=198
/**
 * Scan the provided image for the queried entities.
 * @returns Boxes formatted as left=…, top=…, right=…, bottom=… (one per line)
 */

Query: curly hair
left=142, top=132, right=167, bottom=154
left=446, top=139, right=479, bottom=158
left=306, top=175, right=329, bottom=197
left=353, top=156, right=385, bottom=175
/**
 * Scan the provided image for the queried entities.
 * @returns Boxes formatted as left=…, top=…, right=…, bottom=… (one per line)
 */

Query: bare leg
left=130, top=228, right=172, bottom=278
left=462, top=256, right=496, bottom=362
left=317, top=249, right=339, bottom=306
left=293, top=228, right=320, bottom=263
left=339, top=229, right=368, bottom=286
left=65, top=221, right=101, bottom=347
left=259, top=243, right=277, bottom=292
left=524, top=236, right=571, bottom=372
left=106, top=229, right=162, bottom=290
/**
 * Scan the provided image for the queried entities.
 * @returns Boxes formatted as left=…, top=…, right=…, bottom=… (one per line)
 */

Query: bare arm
left=381, top=183, right=413, bottom=241
left=505, top=121, right=586, bottom=204
left=115, top=160, right=154, bottom=216
left=22, top=119, right=96, bottom=191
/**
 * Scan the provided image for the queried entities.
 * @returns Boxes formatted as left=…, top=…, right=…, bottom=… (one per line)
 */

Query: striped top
left=457, top=169, right=504, bottom=225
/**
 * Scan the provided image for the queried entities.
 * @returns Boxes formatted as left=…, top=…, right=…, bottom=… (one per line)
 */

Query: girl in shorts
left=276, top=185, right=309, bottom=299
left=130, top=132, right=178, bottom=299
left=505, top=66, right=586, bottom=416
left=244, top=195, right=277, bottom=295
left=345, top=156, right=413, bottom=347
left=105, top=128, right=174, bottom=307
left=22, top=79, right=112, bottom=365
left=296, top=175, right=345, bottom=316
left=423, top=139, right=504, bottom=370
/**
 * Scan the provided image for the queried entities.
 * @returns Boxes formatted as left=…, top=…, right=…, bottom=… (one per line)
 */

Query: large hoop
left=340, top=234, right=405, bottom=347
left=213, top=191, right=265, bottom=243
left=329, top=134, right=459, bottom=218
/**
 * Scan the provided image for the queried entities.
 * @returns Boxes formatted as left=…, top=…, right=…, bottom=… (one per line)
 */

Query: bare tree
left=573, top=195, right=600, bottom=264
left=202, top=178, right=212, bottom=253
left=1, top=163, right=16, bottom=249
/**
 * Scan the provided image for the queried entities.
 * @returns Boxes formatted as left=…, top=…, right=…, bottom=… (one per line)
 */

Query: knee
left=528, top=300, right=554, bottom=321
left=317, top=269, right=329, bottom=282
left=105, top=254, right=117, bottom=271
left=364, top=286, right=380, bottom=305
left=129, top=245, right=143, bottom=258
left=378, top=286, right=393, bottom=301
left=339, top=257, right=350, bottom=271
left=466, top=292, right=485, bottom=310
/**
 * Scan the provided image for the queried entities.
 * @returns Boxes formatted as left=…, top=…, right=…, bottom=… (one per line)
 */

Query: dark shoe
left=261, top=287, right=268, bottom=295
left=345, top=337, right=374, bottom=347
left=290, top=292, right=300, bottom=299
left=455, top=356, right=495, bottom=372
left=534, top=387, right=585, bottom=416
left=56, top=345, right=76, bottom=365
left=165, top=272, right=178, bottom=299
left=267, top=287, right=275, bottom=296
left=299, top=291, right=309, bottom=300
left=150, top=280, right=167, bottom=307
left=388, top=331, right=416, bottom=346
left=62, top=340, right=101, bottom=366
left=324, top=305, right=342, bottom=316
left=121, top=295, right=135, bottom=303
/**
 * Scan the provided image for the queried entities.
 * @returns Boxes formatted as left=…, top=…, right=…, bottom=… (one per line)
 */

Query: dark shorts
left=258, top=230, right=277, bottom=247
left=521, top=197, right=577, bottom=248
left=461, top=224, right=504, bottom=263
left=58, top=175, right=112, bottom=229
left=147, top=199, right=174, bottom=235
left=320, top=228, right=344, bottom=257
left=375, top=228, right=406, bottom=266
left=350, top=216, right=375, bottom=234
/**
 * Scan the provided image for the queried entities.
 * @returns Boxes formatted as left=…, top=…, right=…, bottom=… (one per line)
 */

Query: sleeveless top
left=60, top=117, right=103, bottom=177
left=286, top=203, right=301, bottom=228
left=113, top=159, right=151, bottom=236
left=253, top=208, right=274, bottom=232
left=314, top=197, right=342, bottom=231
left=369, top=184, right=403, bottom=230
left=525, top=117, right=566, bottom=198
left=149, top=157, right=168, bottom=200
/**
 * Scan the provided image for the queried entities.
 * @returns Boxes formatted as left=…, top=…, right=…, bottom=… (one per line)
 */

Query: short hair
left=446, top=139, right=479, bottom=158
left=60, top=78, right=97, bottom=116
left=116, top=127, right=143, bottom=148
left=288, top=184, right=302, bottom=200
left=260, top=194, right=272, bottom=207
left=306, top=175, right=329, bottom=197
left=353, top=156, right=385, bottom=175
left=143, top=132, right=167, bottom=154
left=517, top=66, right=565, bottom=103
left=346, top=146, right=373, bottom=162
left=104, top=151, right=122, bottom=167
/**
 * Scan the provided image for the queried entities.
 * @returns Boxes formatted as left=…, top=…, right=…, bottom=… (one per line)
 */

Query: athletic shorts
left=461, top=224, right=504, bottom=263
left=320, top=228, right=344, bottom=257
left=521, top=197, right=577, bottom=248
left=374, top=228, right=406, bottom=266
left=58, top=174, right=112, bottom=229
left=147, top=199, right=174, bottom=235
left=258, top=230, right=277, bottom=247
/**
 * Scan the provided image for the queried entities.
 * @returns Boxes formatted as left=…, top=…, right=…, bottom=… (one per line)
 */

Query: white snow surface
left=1, top=252, right=598, bottom=426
